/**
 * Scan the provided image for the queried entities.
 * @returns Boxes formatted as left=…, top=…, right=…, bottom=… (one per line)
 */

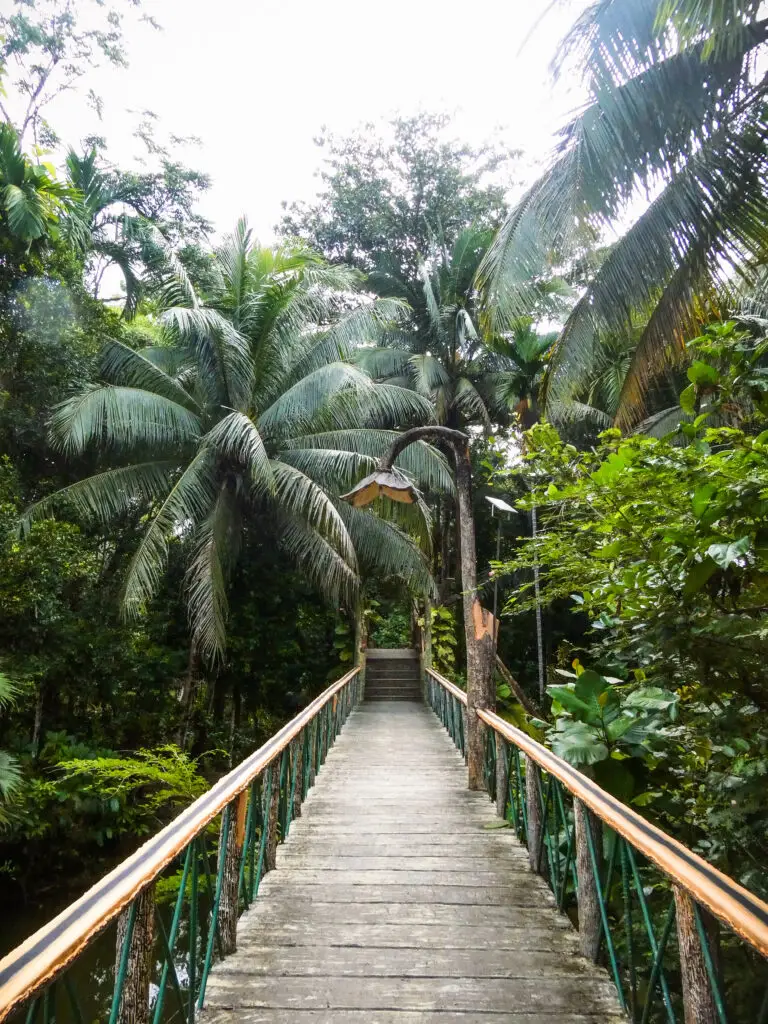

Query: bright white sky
left=30, top=0, right=590, bottom=242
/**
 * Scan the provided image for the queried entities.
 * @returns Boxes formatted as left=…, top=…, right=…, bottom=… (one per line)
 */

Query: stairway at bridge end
left=364, top=649, right=421, bottom=702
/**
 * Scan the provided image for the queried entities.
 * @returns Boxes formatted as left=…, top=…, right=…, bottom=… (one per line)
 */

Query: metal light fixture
left=340, top=469, right=418, bottom=506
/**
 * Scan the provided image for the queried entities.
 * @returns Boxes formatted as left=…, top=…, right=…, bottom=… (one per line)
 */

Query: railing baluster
left=186, top=841, right=200, bottom=1022
left=153, top=843, right=192, bottom=1024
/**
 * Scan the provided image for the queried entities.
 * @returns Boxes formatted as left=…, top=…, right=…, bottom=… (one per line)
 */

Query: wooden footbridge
left=1, top=652, right=767, bottom=1024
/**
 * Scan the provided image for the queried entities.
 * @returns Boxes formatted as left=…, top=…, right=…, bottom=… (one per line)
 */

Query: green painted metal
left=152, top=842, right=193, bottom=1024
left=693, top=902, right=728, bottom=1024
left=640, top=901, right=677, bottom=1024
left=41, top=985, right=53, bottom=1024
left=187, top=839, right=199, bottom=1023
left=620, top=840, right=638, bottom=1021
left=197, top=805, right=232, bottom=1009
left=63, top=976, right=84, bottom=1024
left=626, top=844, right=675, bottom=1024
left=237, top=780, right=257, bottom=910
left=108, top=898, right=137, bottom=1024
left=154, top=908, right=187, bottom=1022
left=252, top=768, right=272, bottom=901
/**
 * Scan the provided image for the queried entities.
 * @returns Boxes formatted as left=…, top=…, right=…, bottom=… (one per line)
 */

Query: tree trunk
left=454, top=443, right=495, bottom=790
left=674, top=886, right=719, bottom=1024
left=31, top=684, right=44, bottom=760
left=177, top=644, right=200, bottom=750
left=574, top=800, right=602, bottom=961
left=114, top=885, right=155, bottom=1024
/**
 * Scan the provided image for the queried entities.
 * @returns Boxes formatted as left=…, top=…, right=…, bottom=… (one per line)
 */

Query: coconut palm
left=0, top=674, right=21, bottom=827
left=24, top=221, right=452, bottom=662
left=0, top=123, right=72, bottom=245
left=481, top=0, right=768, bottom=430
left=356, top=229, right=498, bottom=428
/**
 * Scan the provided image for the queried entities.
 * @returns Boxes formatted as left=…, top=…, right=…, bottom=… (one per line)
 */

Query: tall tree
left=280, top=113, right=515, bottom=283
left=25, top=222, right=450, bottom=663
left=481, top=0, right=768, bottom=429
left=0, top=0, right=157, bottom=147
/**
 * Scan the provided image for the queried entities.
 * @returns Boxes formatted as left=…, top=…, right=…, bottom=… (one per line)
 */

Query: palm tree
left=483, top=319, right=558, bottom=429
left=24, top=221, right=451, bottom=663
left=0, top=123, right=72, bottom=246
left=0, top=674, right=21, bottom=827
left=357, top=228, right=500, bottom=429
left=481, top=0, right=768, bottom=430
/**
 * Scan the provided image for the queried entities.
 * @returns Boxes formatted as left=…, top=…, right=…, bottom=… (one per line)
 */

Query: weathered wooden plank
left=209, top=946, right=595, bottom=978
left=200, top=1012, right=623, bottom=1024
left=275, top=856, right=529, bottom=871
left=232, top=922, right=576, bottom=949
left=235, top=900, right=567, bottom=928
left=203, top=975, right=621, bottom=1013
left=248, top=882, right=553, bottom=905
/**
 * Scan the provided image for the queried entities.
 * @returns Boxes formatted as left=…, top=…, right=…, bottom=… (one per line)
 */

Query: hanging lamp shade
left=340, top=470, right=418, bottom=507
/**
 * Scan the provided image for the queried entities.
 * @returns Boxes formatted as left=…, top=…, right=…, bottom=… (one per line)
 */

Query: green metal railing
left=0, top=667, right=362, bottom=1024
left=425, top=666, right=768, bottom=1024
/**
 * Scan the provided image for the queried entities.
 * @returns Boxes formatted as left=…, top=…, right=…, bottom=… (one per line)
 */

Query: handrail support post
left=674, top=886, right=719, bottom=1024
left=574, top=798, right=602, bottom=962
left=113, top=884, right=155, bottom=1024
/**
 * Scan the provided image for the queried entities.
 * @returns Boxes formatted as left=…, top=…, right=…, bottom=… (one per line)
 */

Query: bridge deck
left=201, top=698, right=624, bottom=1023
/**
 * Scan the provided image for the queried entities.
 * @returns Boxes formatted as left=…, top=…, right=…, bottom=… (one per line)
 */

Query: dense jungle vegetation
left=0, top=0, right=767, bottom=961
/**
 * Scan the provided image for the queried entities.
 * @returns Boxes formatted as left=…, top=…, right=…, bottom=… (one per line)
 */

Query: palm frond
left=122, top=449, right=218, bottom=620
left=20, top=461, right=177, bottom=532
left=203, top=412, right=273, bottom=491
left=185, top=483, right=241, bottom=662
left=274, top=512, right=358, bottom=607
left=337, top=502, right=435, bottom=597
left=280, top=429, right=454, bottom=493
left=101, top=341, right=201, bottom=412
left=50, top=385, right=201, bottom=455
left=267, top=460, right=356, bottom=567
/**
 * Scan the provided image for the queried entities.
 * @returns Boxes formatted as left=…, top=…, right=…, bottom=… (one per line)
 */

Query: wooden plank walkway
left=200, top=695, right=624, bottom=1023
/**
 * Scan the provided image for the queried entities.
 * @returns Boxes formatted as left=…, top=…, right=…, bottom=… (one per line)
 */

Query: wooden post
left=674, top=886, right=719, bottom=1024
left=494, top=733, right=508, bottom=818
left=217, top=792, right=248, bottom=955
left=265, top=761, right=280, bottom=873
left=574, top=799, right=602, bottom=961
left=293, top=735, right=304, bottom=820
left=114, top=884, right=155, bottom=1024
left=525, top=756, right=543, bottom=874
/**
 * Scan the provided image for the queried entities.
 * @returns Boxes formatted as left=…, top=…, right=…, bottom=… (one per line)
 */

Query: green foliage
left=57, top=745, right=208, bottom=834
left=539, top=661, right=678, bottom=800
left=482, top=0, right=768, bottom=429
left=368, top=604, right=411, bottom=649
left=28, top=222, right=445, bottom=662
left=430, top=606, right=457, bottom=676
left=498, top=332, right=768, bottom=889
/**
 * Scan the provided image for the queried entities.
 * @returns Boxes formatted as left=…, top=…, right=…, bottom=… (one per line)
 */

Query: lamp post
left=484, top=495, right=515, bottom=651
left=341, top=425, right=495, bottom=790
